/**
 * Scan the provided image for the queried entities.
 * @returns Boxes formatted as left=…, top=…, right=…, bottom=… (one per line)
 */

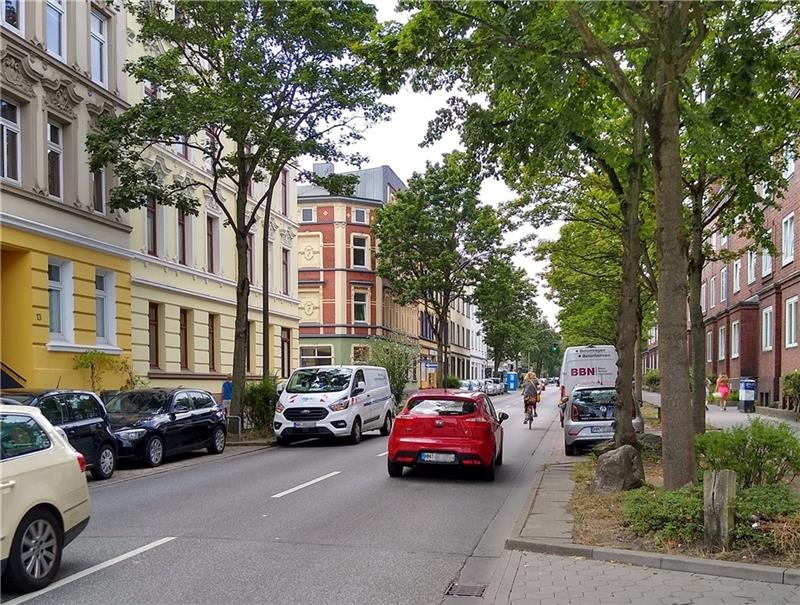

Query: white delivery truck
left=559, top=345, right=618, bottom=399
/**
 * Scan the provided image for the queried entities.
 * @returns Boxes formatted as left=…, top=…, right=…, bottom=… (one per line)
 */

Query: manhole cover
left=445, top=583, right=487, bottom=597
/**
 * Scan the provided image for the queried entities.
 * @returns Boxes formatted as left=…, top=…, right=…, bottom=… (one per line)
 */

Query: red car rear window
left=406, top=399, right=477, bottom=415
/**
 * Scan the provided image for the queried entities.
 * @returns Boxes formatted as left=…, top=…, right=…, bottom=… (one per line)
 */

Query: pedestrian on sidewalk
left=522, top=371, right=539, bottom=422
left=221, top=374, right=233, bottom=418
left=716, top=373, right=731, bottom=411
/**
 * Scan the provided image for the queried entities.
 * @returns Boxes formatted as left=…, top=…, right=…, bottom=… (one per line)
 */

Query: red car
left=387, top=390, right=508, bottom=481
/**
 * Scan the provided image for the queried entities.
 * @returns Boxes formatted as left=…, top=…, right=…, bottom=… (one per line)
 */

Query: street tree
left=367, top=336, right=417, bottom=409
left=88, top=0, right=392, bottom=410
left=372, top=151, right=502, bottom=387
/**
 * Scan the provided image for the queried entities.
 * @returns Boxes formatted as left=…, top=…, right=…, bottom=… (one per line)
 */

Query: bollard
left=704, top=469, right=736, bottom=549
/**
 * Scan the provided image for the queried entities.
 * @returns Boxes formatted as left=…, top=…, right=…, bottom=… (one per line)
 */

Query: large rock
left=591, top=444, right=645, bottom=493
left=591, top=439, right=616, bottom=456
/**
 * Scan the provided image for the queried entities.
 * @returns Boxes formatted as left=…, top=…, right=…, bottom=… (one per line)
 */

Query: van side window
left=353, top=370, right=365, bottom=391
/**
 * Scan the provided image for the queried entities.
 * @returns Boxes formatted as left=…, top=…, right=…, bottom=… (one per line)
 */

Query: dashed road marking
left=271, top=471, right=341, bottom=499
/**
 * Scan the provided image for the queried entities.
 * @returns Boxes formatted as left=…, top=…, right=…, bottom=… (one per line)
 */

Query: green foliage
left=783, top=370, right=800, bottom=407
left=73, top=351, right=118, bottom=393
left=366, top=336, right=417, bottom=408
left=117, top=356, right=149, bottom=391
left=732, top=486, right=800, bottom=552
left=623, top=485, right=703, bottom=544
left=643, top=369, right=660, bottom=393
left=694, top=419, right=800, bottom=488
left=442, top=375, right=462, bottom=389
left=241, top=378, right=279, bottom=433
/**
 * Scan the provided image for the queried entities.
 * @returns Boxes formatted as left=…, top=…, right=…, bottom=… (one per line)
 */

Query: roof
left=298, top=165, right=407, bottom=204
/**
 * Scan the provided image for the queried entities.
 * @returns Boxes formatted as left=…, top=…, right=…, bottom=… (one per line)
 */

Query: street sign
left=425, top=362, right=438, bottom=369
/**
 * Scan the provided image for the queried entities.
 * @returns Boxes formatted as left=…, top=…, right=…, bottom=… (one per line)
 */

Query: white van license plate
left=293, top=421, right=316, bottom=428
left=420, top=452, right=456, bottom=463
left=591, top=426, right=613, bottom=433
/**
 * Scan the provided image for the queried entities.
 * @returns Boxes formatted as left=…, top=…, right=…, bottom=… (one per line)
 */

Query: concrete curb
left=504, top=537, right=800, bottom=585
left=227, top=441, right=273, bottom=446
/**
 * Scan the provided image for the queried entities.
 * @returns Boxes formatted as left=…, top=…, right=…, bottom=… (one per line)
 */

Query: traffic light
left=551, top=343, right=559, bottom=352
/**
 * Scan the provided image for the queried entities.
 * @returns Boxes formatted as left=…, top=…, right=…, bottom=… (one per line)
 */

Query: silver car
left=563, top=386, right=644, bottom=456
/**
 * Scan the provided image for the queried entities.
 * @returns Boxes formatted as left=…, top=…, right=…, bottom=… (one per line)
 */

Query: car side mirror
left=498, top=412, right=509, bottom=423
left=352, top=381, right=366, bottom=396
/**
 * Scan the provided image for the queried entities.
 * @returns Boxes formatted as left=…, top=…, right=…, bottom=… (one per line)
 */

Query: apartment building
left=0, top=0, right=133, bottom=389
left=470, top=309, right=489, bottom=380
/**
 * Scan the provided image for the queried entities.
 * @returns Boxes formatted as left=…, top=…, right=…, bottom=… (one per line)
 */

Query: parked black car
left=106, top=388, right=226, bottom=467
left=0, top=389, right=118, bottom=479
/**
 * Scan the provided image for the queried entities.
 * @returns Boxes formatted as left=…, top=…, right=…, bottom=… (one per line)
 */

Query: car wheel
left=482, top=456, right=496, bottom=482
left=379, top=412, right=393, bottom=436
left=496, top=442, right=503, bottom=466
left=207, top=426, right=226, bottom=455
left=91, top=443, right=116, bottom=480
left=564, top=441, right=576, bottom=456
left=349, top=418, right=362, bottom=445
left=6, top=508, right=63, bottom=592
left=144, top=435, right=165, bottom=467
left=387, top=459, right=403, bottom=477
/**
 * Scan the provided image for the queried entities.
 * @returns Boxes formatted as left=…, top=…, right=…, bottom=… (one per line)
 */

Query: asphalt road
left=2, top=388, right=562, bottom=605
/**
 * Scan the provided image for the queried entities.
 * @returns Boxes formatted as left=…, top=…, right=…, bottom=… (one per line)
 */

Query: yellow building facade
left=1, top=0, right=133, bottom=391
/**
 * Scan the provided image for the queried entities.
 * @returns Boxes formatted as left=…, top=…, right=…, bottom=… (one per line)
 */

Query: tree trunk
left=261, top=206, right=272, bottom=381
left=614, top=114, right=645, bottom=448
left=634, top=324, right=643, bottom=404
left=438, top=307, right=450, bottom=387
left=649, top=21, right=695, bottom=489
left=232, top=209, right=251, bottom=416
left=689, top=190, right=707, bottom=434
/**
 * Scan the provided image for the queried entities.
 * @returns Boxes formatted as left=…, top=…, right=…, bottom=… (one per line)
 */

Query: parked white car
left=1, top=404, right=91, bottom=592
left=274, top=366, right=394, bottom=445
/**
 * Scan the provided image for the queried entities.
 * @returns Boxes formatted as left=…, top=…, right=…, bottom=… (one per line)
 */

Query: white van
left=273, top=365, right=394, bottom=445
left=559, top=345, right=618, bottom=399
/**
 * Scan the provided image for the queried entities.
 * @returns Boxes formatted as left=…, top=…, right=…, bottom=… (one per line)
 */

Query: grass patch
left=640, top=403, right=661, bottom=430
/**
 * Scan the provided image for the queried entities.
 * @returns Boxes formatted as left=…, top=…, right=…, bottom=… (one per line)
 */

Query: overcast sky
left=316, top=0, right=562, bottom=325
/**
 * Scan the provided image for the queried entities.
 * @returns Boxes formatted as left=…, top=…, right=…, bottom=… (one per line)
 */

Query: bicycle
left=523, top=396, right=536, bottom=429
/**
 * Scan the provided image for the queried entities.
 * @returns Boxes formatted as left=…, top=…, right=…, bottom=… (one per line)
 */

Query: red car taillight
left=76, top=452, right=87, bottom=473
left=571, top=405, right=579, bottom=421
left=465, top=417, right=492, bottom=429
left=560, top=385, right=565, bottom=399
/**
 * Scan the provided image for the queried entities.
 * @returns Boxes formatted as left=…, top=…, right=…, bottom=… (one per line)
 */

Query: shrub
left=241, top=378, right=279, bottom=433
left=623, top=485, right=703, bottom=544
left=366, top=336, right=416, bottom=408
left=73, top=350, right=117, bottom=393
left=783, top=370, right=800, bottom=410
left=732, top=485, right=800, bottom=551
left=443, top=374, right=462, bottom=388
left=728, top=390, right=739, bottom=402
left=694, top=419, right=800, bottom=488
left=643, top=369, right=660, bottom=392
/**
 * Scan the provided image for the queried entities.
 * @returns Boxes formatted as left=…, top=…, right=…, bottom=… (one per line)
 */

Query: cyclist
left=522, top=371, right=539, bottom=423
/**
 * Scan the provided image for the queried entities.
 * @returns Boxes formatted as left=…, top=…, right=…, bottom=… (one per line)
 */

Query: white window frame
left=731, top=321, right=740, bottom=359
left=787, top=296, right=798, bottom=349
left=782, top=213, right=795, bottom=266
left=48, top=258, right=73, bottom=342
left=709, top=276, right=716, bottom=308
left=720, top=267, right=728, bottom=302
left=45, top=0, right=66, bottom=61
left=174, top=134, right=190, bottom=160
left=718, top=325, right=726, bottom=361
left=300, top=345, right=333, bottom=367
left=47, top=121, right=63, bottom=200
left=720, top=233, right=729, bottom=249
left=706, top=330, right=713, bottom=363
left=352, top=235, right=368, bottom=268
left=353, top=208, right=368, bottom=224
left=90, top=9, right=108, bottom=86
left=747, top=250, right=757, bottom=284
left=733, top=259, right=741, bottom=293
left=785, top=145, right=796, bottom=179
left=1, top=0, right=23, bottom=34
left=762, top=234, right=773, bottom=277
left=762, top=306, right=774, bottom=351
left=700, top=282, right=706, bottom=312
left=95, top=270, right=116, bottom=345
left=353, top=291, right=368, bottom=323
left=300, top=207, right=314, bottom=223
left=0, top=99, right=21, bottom=184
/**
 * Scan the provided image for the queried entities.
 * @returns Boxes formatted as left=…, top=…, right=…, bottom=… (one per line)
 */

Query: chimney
left=313, top=162, right=334, bottom=177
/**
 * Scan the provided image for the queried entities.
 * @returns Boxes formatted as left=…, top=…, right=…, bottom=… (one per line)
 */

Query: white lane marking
left=290, top=438, right=318, bottom=446
left=271, top=471, right=341, bottom=499
left=3, top=537, right=176, bottom=605
left=377, top=451, right=388, bottom=457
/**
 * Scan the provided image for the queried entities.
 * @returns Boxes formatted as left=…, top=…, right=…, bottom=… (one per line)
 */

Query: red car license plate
left=420, top=452, right=456, bottom=463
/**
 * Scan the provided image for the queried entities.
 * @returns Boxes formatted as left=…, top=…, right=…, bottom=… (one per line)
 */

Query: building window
left=282, top=248, right=290, bottom=295
left=281, top=169, right=288, bottom=215
left=206, top=215, right=218, bottom=273
left=146, top=197, right=158, bottom=256
left=720, top=267, right=728, bottom=302
left=353, top=292, right=367, bottom=322
left=782, top=214, right=795, bottom=265
left=787, top=297, right=798, bottom=349
left=720, top=233, right=729, bottom=249
left=747, top=250, right=757, bottom=284
left=92, top=168, right=106, bottom=213
left=95, top=270, right=114, bottom=345
left=353, top=208, right=367, bottom=224
left=0, top=99, right=20, bottom=182
left=785, top=145, right=796, bottom=179
left=763, top=231, right=773, bottom=277
left=90, top=10, right=107, bottom=86
left=281, top=328, right=291, bottom=379
left=732, top=259, right=741, bottom=293
left=300, top=207, right=314, bottom=223
left=179, top=309, right=190, bottom=369
left=246, top=321, right=253, bottom=373
left=353, top=345, right=369, bottom=364
left=762, top=306, right=774, bottom=351
left=352, top=236, right=367, bottom=268
left=700, top=282, right=706, bottom=312
left=144, top=80, right=158, bottom=100
left=2, top=0, right=22, bottom=31
left=48, top=260, right=71, bottom=340
left=300, top=345, right=333, bottom=367
left=148, top=303, right=160, bottom=368
left=208, top=314, right=218, bottom=372
left=46, top=0, right=65, bottom=59
left=709, top=276, right=716, bottom=308
left=175, top=134, right=189, bottom=159
left=731, top=321, right=740, bottom=359
left=718, top=326, right=726, bottom=361
left=247, top=232, right=255, bottom=283
left=174, top=210, right=187, bottom=265
left=203, top=127, right=215, bottom=172
left=47, top=122, right=62, bottom=199
left=706, top=330, right=712, bottom=363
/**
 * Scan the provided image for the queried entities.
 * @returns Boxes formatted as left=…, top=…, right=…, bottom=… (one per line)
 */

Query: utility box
left=739, top=378, right=756, bottom=413
left=506, top=371, right=518, bottom=392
